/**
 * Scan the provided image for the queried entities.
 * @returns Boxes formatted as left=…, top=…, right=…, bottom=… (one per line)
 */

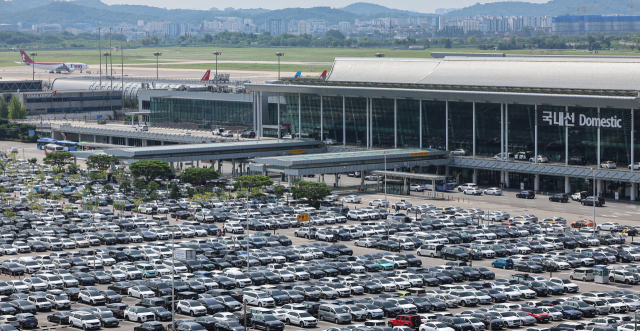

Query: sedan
left=484, top=187, right=502, bottom=195
left=601, top=161, right=617, bottom=169
left=47, top=311, right=71, bottom=324
left=463, top=188, right=483, bottom=195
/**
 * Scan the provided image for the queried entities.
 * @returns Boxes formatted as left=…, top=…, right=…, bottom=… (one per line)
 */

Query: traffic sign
left=297, top=214, right=309, bottom=223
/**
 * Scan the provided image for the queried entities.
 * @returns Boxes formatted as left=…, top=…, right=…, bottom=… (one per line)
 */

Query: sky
left=100, top=0, right=550, bottom=14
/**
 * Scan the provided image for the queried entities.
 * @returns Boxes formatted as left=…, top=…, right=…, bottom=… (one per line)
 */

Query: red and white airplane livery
left=17, top=50, right=88, bottom=73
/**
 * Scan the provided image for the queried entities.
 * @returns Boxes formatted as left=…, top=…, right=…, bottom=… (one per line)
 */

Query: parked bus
left=56, top=141, right=78, bottom=151
left=424, top=176, right=456, bottom=192
left=44, top=144, right=65, bottom=154
left=36, top=138, right=56, bottom=150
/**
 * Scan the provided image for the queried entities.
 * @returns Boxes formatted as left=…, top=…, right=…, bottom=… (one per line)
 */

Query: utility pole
left=30, top=53, right=37, bottom=81
left=109, top=28, right=113, bottom=115
left=121, top=28, right=124, bottom=112
left=99, top=28, right=101, bottom=90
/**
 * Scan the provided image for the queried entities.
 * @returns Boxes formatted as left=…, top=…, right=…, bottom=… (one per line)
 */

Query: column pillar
left=93, top=135, right=96, bottom=143
left=597, top=106, right=601, bottom=167
left=335, top=173, right=339, bottom=188
left=360, top=171, right=365, bottom=188
left=320, top=95, right=323, bottom=142
left=631, top=183, right=636, bottom=201
left=504, top=171, right=510, bottom=188
left=472, top=101, right=476, bottom=159
left=342, top=96, right=346, bottom=148
left=321, top=174, right=325, bottom=183
left=565, top=176, right=571, bottom=194
left=394, top=97, right=397, bottom=148
left=432, top=179, right=436, bottom=196
left=366, top=97, right=369, bottom=150
left=472, top=169, right=477, bottom=183
left=126, top=137, right=129, bottom=146
left=565, top=105, right=569, bottom=166
left=597, top=179, right=602, bottom=196
left=534, top=174, right=540, bottom=191
left=445, top=100, right=449, bottom=151
left=377, top=176, right=380, bottom=191
left=218, top=160, right=222, bottom=174
left=419, top=98, right=422, bottom=149
left=232, top=159, right=236, bottom=177
left=288, top=175, right=292, bottom=188
left=445, top=166, right=451, bottom=176
left=298, top=93, right=301, bottom=139
left=403, top=177, right=407, bottom=195
left=197, top=160, right=200, bottom=168
left=500, top=103, right=504, bottom=161
left=277, top=92, right=281, bottom=139
left=161, top=140, right=164, bottom=145
left=534, top=104, right=538, bottom=164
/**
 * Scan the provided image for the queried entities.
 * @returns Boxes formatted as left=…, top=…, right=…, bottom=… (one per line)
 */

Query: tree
left=43, top=152, right=73, bottom=168
left=274, top=185, right=286, bottom=201
left=7, top=97, right=26, bottom=119
left=134, top=179, right=147, bottom=192
left=169, top=184, right=181, bottom=199
left=444, top=38, right=452, bottom=49
left=0, top=98, right=8, bottom=119
left=130, top=160, right=172, bottom=180
left=27, top=158, right=37, bottom=169
left=291, top=181, right=332, bottom=208
left=103, top=184, right=115, bottom=195
left=233, top=175, right=273, bottom=192
left=86, top=155, right=117, bottom=171
left=179, top=168, right=220, bottom=186
left=467, top=36, right=477, bottom=44
left=87, top=170, right=106, bottom=181
left=67, top=164, right=80, bottom=174
left=119, top=181, right=132, bottom=194
left=325, top=30, right=345, bottom=40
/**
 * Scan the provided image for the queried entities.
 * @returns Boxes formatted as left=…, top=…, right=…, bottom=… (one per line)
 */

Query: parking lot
left=0, top=144, right=639, bottom=331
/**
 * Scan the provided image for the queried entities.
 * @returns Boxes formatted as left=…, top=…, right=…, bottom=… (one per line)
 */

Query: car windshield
left=263, top=316, right=277, bottom=321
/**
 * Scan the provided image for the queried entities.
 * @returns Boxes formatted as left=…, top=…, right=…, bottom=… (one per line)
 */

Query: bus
left=424, top=176, right=456, bottom=192
left=44, top=144, right=65, bottom=154
left=56, top=141, right=78, bottom=151
left=36, top=138, right=56, bottom=150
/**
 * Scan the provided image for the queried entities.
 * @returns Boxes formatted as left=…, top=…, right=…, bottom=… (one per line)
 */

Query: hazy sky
left=101, top=0, right=549, bottom=14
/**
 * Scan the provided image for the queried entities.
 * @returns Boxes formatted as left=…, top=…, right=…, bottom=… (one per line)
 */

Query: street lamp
left=384, top=151, right=388, bottom=236
left=167, top=230, right=177, bottom=331
left=275, top=52, right=284, bottom=80
left=154, top=52, right=162, bottom=80
left=591, top=168, right=596, bottom=238
left=213, top=51, right=221, bottom=77
left=29, top=53, right=37, bottom=81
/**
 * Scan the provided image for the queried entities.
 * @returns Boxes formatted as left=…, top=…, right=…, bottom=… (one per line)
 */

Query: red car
left=521, top=307, right=550, bottom=322
left=388, top=315, right=422, bottom=329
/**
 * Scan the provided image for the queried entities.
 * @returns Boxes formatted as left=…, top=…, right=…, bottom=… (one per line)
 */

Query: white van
left=569, top=268, right=595, bottom=281
left=135, top=125, right=148, bottom=131
left=9, top=147, right=17, bottom=153
left=417, top=244, right=445, bottom=258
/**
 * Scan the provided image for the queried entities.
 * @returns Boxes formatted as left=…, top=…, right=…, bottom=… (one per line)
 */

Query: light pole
left=275, top=52, right=284, bottom=80
left=592, top=168, right=596, bottom=238
left=103, top=53, right=110, bottom=79
left=213, top=51, right=221, bottom=77
left=154, top=52, right=162, bottom=80
left=384, top=151, right=388, bottom=236
left=29, top=53, right=37, bottom=81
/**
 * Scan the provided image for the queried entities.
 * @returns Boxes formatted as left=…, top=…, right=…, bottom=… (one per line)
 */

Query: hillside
left=446, top=0, right=632, bottom=17
left=341, top=3, right=424, bottom=15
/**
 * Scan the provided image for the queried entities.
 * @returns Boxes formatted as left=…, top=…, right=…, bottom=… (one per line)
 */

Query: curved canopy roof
left=327, top=57, right=640, bottom=91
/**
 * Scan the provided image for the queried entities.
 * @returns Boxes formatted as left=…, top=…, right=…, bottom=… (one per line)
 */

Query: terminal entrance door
left=477, top=170, right=500, bottom=187
left=508, top=172, right=535, bottom=190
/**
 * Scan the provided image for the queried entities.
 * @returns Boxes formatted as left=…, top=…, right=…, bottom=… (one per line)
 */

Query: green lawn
left=1, top=46, right=639, bottom=70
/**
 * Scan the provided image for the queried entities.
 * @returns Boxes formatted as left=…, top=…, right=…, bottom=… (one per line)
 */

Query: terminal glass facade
left=150, top=97, right=253, bottom=129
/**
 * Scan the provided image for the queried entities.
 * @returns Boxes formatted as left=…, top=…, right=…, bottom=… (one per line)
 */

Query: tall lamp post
left=168, top=230, right=177, bottom=331
left=213, top=51, right=221, bottom=77
left=154, top=52, right=162, bottom=80
left=30, top=53, right=37, bottom=81
left=384, top=151, right=389, bottom=236
left=591, top=168, right=596, bottom=238
left=275, top=52, right=284, bottom=80
left=103, top=53, right=110, bottom=79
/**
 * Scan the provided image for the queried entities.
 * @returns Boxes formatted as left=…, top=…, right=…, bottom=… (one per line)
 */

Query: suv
left=243, top=291, right=275, bottom=307
left=27, top=295, right=52, bottom=312
left=388, top=315, right=421, bottom=329
left=241, top=131, right=256, bottom=139
left=69, top=311, right=101, bottom=330
left=581, top=197, right=605, bottom=207
left=442, top=247, right=469, bottom=261
left=135, top=125, right=148, bottom=132
left=516, top=191, right=535, bottom=199
left=549, top=194, right=568, bottom=203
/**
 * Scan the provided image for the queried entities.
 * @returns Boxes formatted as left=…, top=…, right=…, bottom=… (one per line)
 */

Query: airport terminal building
left=246, top=56, right=640, bottom=199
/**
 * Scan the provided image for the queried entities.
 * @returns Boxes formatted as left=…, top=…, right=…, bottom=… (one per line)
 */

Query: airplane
left=294, top=70, right=302, bottom=78
left=17, top=50, right=89, bottom=73
left=201, top=69, right=211, bottom=81
left=292, top=70, right=327, bottom=80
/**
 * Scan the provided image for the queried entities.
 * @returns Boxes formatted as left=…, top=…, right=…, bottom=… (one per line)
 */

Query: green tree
left=87, top=170, right=106, bottom=180
left=291, top=181, right=332, bottom=208
left=274, top=185, right=286, bottom=201
left=467, top=36, right=477, bottom=44
left=7, top=97, right=26, bottom=119
left=130, top=160, right=172, bottom=180
left=444, top=38, right=452, bottom=49
left=27, top=158, right=37, bottom=170
left=233, top=175, right=273, bottom=192
left=134, top=179, right=147, bottom=192
left=169, top=183, right=181, bottom=199
left=43, top=151, right=73, bottom=168
left=0, top=98, right=8, bottom=119
left=67, top=164, right=80, bottom=174
left=325, top=30, right=345, bottom=40
left=119, top=181, right=132, bottom=194
left=179, top=168, right=220, bottom=186
left=103, top=184, right=115, bottom=195
left=86, top=155, right=117, bottom=171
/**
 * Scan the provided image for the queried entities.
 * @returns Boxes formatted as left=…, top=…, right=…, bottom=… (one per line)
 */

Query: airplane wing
left=55, top=64, right=71, bottom=72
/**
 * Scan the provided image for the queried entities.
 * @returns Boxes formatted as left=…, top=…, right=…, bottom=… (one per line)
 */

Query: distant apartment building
left=461, top=18, right=481, bottom=32
left=268, top=19, right=284, bottom=36
left=481, top=16, right=509, bottom=32
left=308, top=20, right=327, bottom=33
left=338, top=21, right=350, bottom=32
left=163, top=23, right=192, bottom=36
left=37, top=23, right=62, bottom=34
left=298, top=20, right=310, bottom=35
left=552, top=15, right=640, bottom=35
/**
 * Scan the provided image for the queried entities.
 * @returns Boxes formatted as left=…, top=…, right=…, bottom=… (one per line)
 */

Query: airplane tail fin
left=201, top=69, right=211, bottom=81
left=320, top=70, right=327, bottom=80
left=19, top=50, right=32, bottom=63
left=294, top=70, right=301, bottom=78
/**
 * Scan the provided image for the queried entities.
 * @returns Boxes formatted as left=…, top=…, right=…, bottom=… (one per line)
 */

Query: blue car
left=491, top=258, right=514, bottom=269
left=555, top=305, right=584, bottom=319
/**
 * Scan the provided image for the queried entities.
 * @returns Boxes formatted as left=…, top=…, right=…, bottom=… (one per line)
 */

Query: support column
left=277, top=92, right=281, bottom=139
left=161, top=140, right=164, bottom=146
left=218, top=160, right=222, bottom=174
left=366, top=97, right=369, bottom=150
left=288, top=175, right=292, bottom=188
left=335, top=173, right=339, bottom=188
left=472, top=101, right=476, bottom=159
left=196, top=160, right=200, bottom=168
left=370, top=98, right=373, bottom=149
left=298, top=93, right=301, bottom=139
left=432, top=179, right=436, bottom=196
left=394, top=97, right=397, bottom=148
left=360, top=171, right=365, bottom=188
left=125, top=137, right=129, bottom=146
left=377, top=176, right=380, bottom=191
left=419, top=98, right=422, bottom=149
left=321, top=174, right=325, bottom=183
left=445, top=166, right=451, bottom=176
left=343, top=96, right=346, bottom=148
left=505, top=103, right=509, bottom=158
left=534, top=174, right=540, bottom=191
left=445, top=100, right=449, bottom=151
left=631, top=183, right=636, bottom=201
left=403, top=177, right=407, bottom=195
left=320, top=95, right=323, bottom=142
left=472, top=169, right=477, bottom=183
left=597, top=106, right=601, bottom=167
left=565, top=176, right=571, bottom=194
left=500, top=103, right=504, bottom=161
left=565, top=105, right=569, bottom=166
left=232, top=159, right=236, bottom=177
left=93, top=135, right=96, bottom=143
left=504, top=171, right=510, bottom=188
left=597, top=179, right=602, bottom=196
left=632, top=108, right=635, bottom=173
left=534, top=104, right=538, bottom=164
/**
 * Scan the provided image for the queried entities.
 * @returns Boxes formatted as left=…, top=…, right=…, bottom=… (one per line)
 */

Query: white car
left=243, top=291, right=276, bottom=307
left=598, top=222, right=620, bottom=231
left=341, top=195, right=362, bottom=203
left=128, top=286, right=155, bottom=299
left=601, top=161, right=617, bottom=169
left=324, top=139, right=335, bottom=145
left=221, top=131, right=234, bottom=137
left=530, top=155, right=549, bottom=163
left=355, top=238, right=377, bottom=248
left=463, top=188, right=482, bottom=195
left=629, top=162, right=640, bottom=170
left=457, top=183, right=478, bottom=192
left=410, top=184, right=425, bottom=192
left=124, top=306, right=156, bottom=322
left=284, top=310, right=318, bottom=327
left=484, top=187, right=502, bottom=195
left=420, top=322, right=456, bottom=331
left=69, top=311, right=101, bottom=330
left=451, top=149, right=468, bottom=156
left=369, top=199, right=389, bottom=207
left=116, top=265, right=143, bottom=279
left=79, top=290, right=106, bottom=305
left=177, top=300, right=208, bottom=316
left=179, top=131, right=192, bottom=136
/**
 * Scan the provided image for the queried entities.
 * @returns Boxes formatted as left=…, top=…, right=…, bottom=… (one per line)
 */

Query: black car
left=195, top=316, right=218, bottom=331
left=47, top=311, right=71, bottom=324
left=197, top=298, right=224, bottom=314
left=94, top=311, right=119, bottom=327
left=214, top=321, right=244, bottom=331
left=1, top=263, right=24, bottom=276
left=372, top=300, right=402, bottom=318
left=99, top=290, right=122, bottom=303
left=439, top=317, right=475, bottom=331
left=516, top=191, right=535, bottom=199
left=549, top=194, right=569, bottom=202
left=377, top=240, right=400, bottom=252
left=106, top=303, right=129, bottom=319
left=134, top=321, right=165, bottom=331
left=149, top=307, right=172, bottom=321
left=251, top=314, right=284, bottom=331
left=108, top=282, right=134, bottom=295
left=241, top=131, right=256, bottom=138
left=581, top=197, right=605, bottom=207
left=442, top=248, right=469, bottom=262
